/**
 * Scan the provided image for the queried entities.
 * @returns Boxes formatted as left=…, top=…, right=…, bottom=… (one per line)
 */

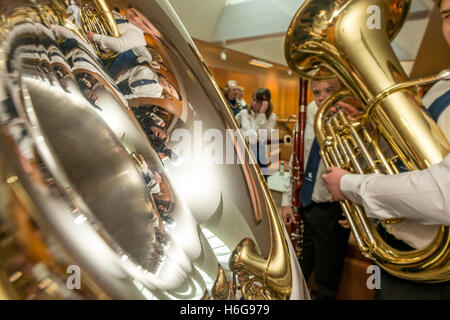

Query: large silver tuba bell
left=0, top=0, right=308, bottom=299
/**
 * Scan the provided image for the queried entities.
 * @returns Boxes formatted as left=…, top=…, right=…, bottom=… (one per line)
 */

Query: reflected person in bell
left=137, top=153, right=162, bottom=194
left=224, top=80, right=245, bottom=116
left=86, top=8, right=152, bottom=79
left=281, top=77, right=350, bottom=300
left=66, top=0, right=82, bottom=28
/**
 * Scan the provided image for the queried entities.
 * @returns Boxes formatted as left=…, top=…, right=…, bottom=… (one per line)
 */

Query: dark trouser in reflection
left=300, top=201, right=350, bottom=300
left=117, top=78, right=132, bottom=96
left=60, top=38, right=79, bottom=55
left=249, top=142, right=268, bottom=181
left=374, top=227, right=450, bottom=300
left=108, top=49, right=138, bottom=79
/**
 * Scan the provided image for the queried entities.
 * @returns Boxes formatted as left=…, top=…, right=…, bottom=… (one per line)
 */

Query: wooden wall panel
left=194, top=39, right=314, bottom=123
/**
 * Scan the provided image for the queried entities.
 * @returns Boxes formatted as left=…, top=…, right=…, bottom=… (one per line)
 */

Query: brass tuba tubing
left=316, top=76, right=450, bottom=281
left=325, top=126, right=346, bottom=167
left=286, top=0, right=450, bottom=282
left=73, top=0, right=120, bottom=60
left=361, top=129, right=397, bottom=175
left=338, top=111, right=382, bottom=174
left=362, top=69, right=450, bottom=127
left=319, top=121, right=375, bottom=253
left=229, top=197, right=293, bottom=298
left=316, top=90, right=376, bottom=253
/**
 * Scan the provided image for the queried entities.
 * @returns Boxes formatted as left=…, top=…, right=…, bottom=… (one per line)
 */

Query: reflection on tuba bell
left=50, top=0, right=120, bottom=59
left=285, top=0, right=450, bottom=282
left=0, top=0, right=308, bottom=300
left=78, top=0, right=120, bottom=59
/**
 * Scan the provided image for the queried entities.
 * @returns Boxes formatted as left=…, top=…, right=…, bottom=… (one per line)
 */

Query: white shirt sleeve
left=66, top=5, right=78, bottom=16
left=236, top=110, right=276, bottom=143
left=340, top=154, right=450, bottom=226
left=281, top=154, right=294, bottom=207
left=255, top=112, right=277, bottom=130
left=236, top=110, right=257, bottom=143
left=93, top=23, right=146, bottom=53
left=116, top=65, right=163, bottom=99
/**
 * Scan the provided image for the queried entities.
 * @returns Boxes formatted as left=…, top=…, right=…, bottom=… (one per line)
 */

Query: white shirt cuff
left=93, top=34, right=102, bottom=43
left=281, top=192, right=292, bottom=207
left=340, top=174, right=369, bottom=205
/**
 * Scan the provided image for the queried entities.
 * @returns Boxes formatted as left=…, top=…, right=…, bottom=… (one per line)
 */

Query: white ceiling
left=167, top=0, right=228, bottom=41
left=167, top=0, right=438, bottom=67
left=211, top=0, right=300, bottom=42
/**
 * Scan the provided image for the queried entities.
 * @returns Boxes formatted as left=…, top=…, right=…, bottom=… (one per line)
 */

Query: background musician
left=281, top=77, right=350, bottom=300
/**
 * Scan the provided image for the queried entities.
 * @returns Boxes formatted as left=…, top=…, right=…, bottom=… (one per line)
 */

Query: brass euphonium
left=285, top=0, right=450, bottom=282
left=0, top=0, right=308, bottom=300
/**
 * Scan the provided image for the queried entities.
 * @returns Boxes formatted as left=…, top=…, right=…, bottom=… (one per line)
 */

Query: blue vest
left=428, top=90, right=450, bottom=122
left=299, top=139, right=321, bottom=208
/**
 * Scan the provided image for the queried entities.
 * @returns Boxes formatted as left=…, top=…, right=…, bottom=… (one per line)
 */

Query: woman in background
left=236, top=87, right=276, bottom=180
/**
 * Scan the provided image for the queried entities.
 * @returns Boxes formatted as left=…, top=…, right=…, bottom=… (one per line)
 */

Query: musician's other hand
left=86, top=32, right=95, bottom=42
left=281, top=206, right=297, bottom=225
left=338, top=213, right=351, bottom=229
left=322, top=167, right=349, bottom=201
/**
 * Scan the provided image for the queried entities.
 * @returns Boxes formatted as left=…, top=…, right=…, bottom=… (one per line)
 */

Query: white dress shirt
left=281, top=101, right=333, bottom=207
left=235, top=108, right=277, bottom=144
left=50, top=24, right=97, bottom=57
left=92, top=20, right=147, bottom=54
left=115, top=65, right=163, bottom=100
left=340, top=80, right=449, bottom=249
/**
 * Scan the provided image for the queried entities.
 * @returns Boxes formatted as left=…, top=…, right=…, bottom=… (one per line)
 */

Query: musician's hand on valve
left=281, top=206, right=297, bottom=225
left=322, top=167, right=349, bottom=201
left=331, top=101, right=361, bottom=120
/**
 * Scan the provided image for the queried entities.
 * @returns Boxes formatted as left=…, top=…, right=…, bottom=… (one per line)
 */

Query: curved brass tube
left=211, top=264, right=232, bottom=300
left=315, top=87, right=450, bottom=283
left=229, top=184, right=292, bottom=298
